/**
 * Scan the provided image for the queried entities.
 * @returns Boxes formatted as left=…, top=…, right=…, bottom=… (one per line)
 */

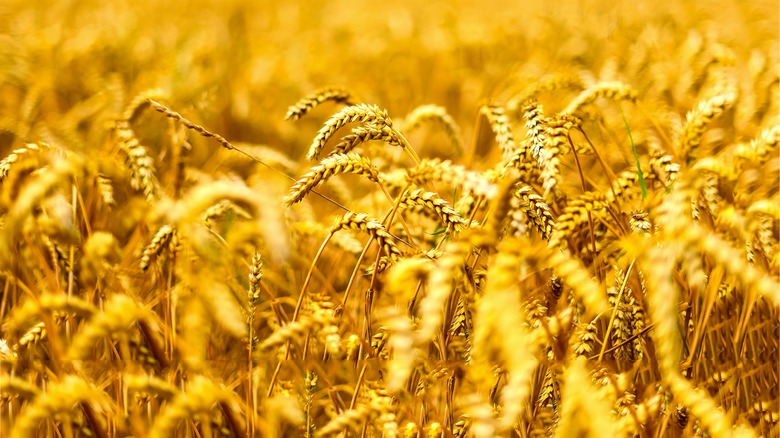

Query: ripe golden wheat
left=0, top=0, right=778, bottom=437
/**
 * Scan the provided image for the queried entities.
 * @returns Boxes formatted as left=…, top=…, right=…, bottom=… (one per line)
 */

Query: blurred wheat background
left=0, top=0, right=778, bottom=437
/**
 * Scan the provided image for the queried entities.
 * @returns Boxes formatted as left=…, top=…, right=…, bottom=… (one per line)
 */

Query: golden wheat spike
left=678, top=89, right=737, bottom=163
left=284, top=152, right=379, bottom=207
left=480, top=104, right=517, bottom=161
left=285, top=86, right=355, bottom=121
left=402, top=104, right=464, bottom=154
left=561, top=81, right=638, bottom=115
left=307, top=104, right=392, bottom=161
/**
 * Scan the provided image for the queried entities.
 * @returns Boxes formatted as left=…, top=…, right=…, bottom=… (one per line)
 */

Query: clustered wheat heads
left=0, top=1, right=777, bottom=437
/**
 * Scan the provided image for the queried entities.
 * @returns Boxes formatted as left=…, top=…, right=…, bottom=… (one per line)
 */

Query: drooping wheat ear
left=677, top=89, right=736, bottom=163
left=513, top=186, right=555, bottom=241
left=115, top=119, right=159, bottom=200
left=401, top=104, right=464, bottom=154
left=68, top=294, right=149, bottom=361
left=561, top=81, right=637, bottom=115
left=540, top=116, right=576, bottom=200
left=507, top=73, right=584, bottom=114
left=11, top=375, right=108, bottom=438
left=480, top=104, right=517, bottom=161
left=648, top=152, right=680, bottom=187
left=734, top=124, right=779, bottom=166
left=397, top=189, right=468, bottom=231
left=522, top=100, right=547, bottom=167
left=307, top=104, right=392, bottom=161
left=379, top=306, right=417, bottom=393
left=315, top=392, right=393, bottom=437
left=149, top=375, right=235, bottom=438
left=549, top=192, right=608, bottom=249
left=139, top=224, right=175, bottom=271
left=123, top=89, right=167, bottom=122
left=406, top=158, right=498, bottom=199
left=471, top=241, right=537, bottom=430
left=330, top=124, right=404, bottom=156
left=247, top=251, right=263, bottom=306
left=284, top=152, right=379, bottom=207
left=0, top=142, right=52, bottom=183
left=330, top=212, right=403, bottom=263
left=285, top=87, right=355, bottom=121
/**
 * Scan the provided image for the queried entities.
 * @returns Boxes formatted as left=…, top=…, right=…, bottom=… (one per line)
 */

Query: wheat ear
left=330, top=212, right=403, bottom=263
left=678, top=89, right=736, bottom=162
left=115, top=119, right=159, bottom=200
left=0, top=143, right=52, bottom=183
left=480, top=104, right=517, bottom=161
left=285, top=86, right=355, bottom=121
left=330, top=124, right=404, bottom=156
left=307, top=104, right=392, bottom=161
left=401, top=104, right=464, bottom=154
left=284, top=152, right=379, bottom=207
left=561, top=81, right=637, bottom=115
left=397, top=188, right=468, bottom=231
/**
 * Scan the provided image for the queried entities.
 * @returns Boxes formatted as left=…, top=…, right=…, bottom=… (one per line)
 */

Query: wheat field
left=0, top=0, right=778, bottom=437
